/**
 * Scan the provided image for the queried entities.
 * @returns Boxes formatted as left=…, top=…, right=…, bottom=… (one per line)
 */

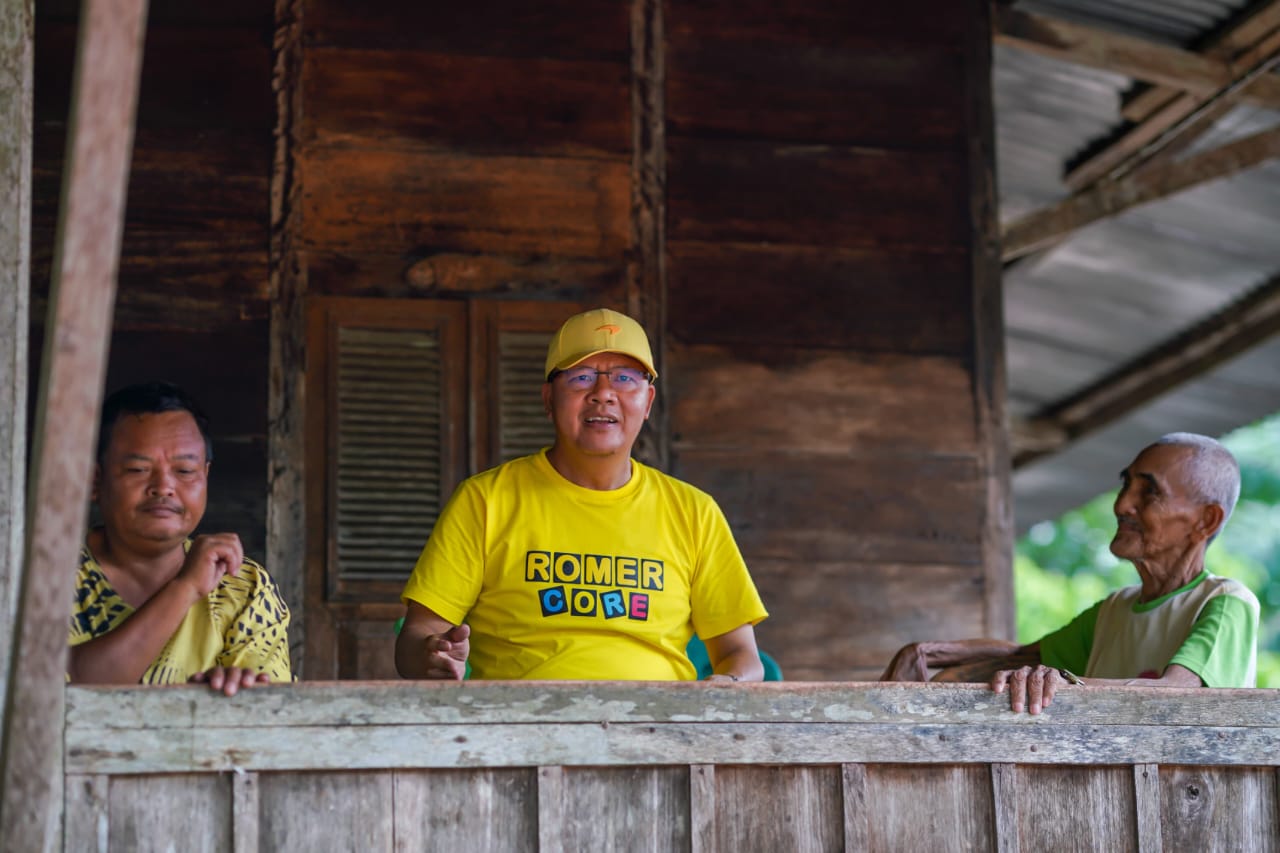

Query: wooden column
left=966, top=0, right=1014, bottom=637
left=0, top=0, right=148, bottom=849
left=0, top=0, right=33, bottom=725
left=266, top=0, right=309, bottom=675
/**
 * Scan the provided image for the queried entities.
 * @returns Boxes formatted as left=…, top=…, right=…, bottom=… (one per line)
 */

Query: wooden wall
left=30, top=0, right=275, bottom=557
left=31, top=0, right=1008, bottom=680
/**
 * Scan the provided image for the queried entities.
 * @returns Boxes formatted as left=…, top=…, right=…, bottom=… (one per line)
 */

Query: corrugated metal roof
left=996, top=0, right=1280, bottom=529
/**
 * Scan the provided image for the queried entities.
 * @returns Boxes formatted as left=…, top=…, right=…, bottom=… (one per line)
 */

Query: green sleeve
left=1168, top=594, right=1259, bottom=688
left=1036, top=599, right=1103, bottom=674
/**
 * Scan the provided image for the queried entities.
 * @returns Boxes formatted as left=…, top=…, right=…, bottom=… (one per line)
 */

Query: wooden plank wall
left=662, top=3, right=1005, bottom=678
left=29, top=0, right=275, bottom=558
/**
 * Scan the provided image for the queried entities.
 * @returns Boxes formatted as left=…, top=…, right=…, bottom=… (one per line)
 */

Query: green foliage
left=1015, top=413, right=1280, bottom=688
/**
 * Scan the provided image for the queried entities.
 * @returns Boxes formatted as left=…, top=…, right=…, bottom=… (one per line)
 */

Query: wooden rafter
left=993, top=7, right=1280, bottom=106
left=1066, top=23, right=1280, bottom=189
left=1012, top=273, right=1280, bottom=467
left=1122, top=0, right=1280, bottom=122
left=1002, top=125, right=1280, bottom=261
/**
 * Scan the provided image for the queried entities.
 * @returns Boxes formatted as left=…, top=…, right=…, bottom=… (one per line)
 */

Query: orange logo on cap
left=596, top=324, right=621, bottom=335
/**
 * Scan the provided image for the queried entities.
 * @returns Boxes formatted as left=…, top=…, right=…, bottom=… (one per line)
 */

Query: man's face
left=1110, top=444, right=1208, bottom=566
left=94, top=410, right=209, bottom=552
left=541, top=353, right=655, bottom=462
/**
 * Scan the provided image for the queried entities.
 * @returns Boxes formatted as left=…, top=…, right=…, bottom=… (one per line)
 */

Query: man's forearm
left=68, top=577, right=201, bottom=683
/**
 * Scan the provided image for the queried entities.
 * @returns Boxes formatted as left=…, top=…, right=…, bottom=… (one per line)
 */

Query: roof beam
left=993, top=6, right=1280, bottom=105
left=1066, top=24, right=1280, bottom=189
left=1012, top=273, right=1280, bottom=467
left=1002, top=125, right=1280, bottom=261
left=1122, top=0, right=1280, bottom=122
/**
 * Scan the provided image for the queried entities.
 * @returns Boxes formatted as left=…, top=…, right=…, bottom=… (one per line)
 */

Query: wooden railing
left=63, top=682, right=1280, bottom=851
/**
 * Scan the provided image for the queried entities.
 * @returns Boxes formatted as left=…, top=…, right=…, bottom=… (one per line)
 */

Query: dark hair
left=97, top=381, right=214, bottom=464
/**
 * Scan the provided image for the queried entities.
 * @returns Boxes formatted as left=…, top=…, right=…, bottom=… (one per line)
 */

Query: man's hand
left=174, top=533, right=245, bottom=600
left=189, top=666, right=271, bottom=697
left=419, top=624, right=471, bottom=680
left=880, top=642, right=932, bottom=681
left=991, top=664, right=1071, bottom=715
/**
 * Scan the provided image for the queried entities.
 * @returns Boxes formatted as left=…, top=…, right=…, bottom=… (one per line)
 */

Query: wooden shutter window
left=497, top=329, right=556, bottom=462
left=334, top=326, right=443, bottom=584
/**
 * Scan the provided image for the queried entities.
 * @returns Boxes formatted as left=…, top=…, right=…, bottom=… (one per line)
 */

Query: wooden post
left=0, top=0, right=148, bottom=849
left=0, top=0, right=33, bottom=726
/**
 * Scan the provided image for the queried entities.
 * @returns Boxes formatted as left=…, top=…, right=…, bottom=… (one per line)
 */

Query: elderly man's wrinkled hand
left=879, top=642, right=932, bottom=682
left=990, top=664, right=1067, bottom=715
left=189, top=666, right=271, bottom=697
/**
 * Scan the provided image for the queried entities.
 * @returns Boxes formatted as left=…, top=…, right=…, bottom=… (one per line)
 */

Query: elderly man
left=67, top=382, right=291, bottom=696
left=882, top=433, right=1259, bottom=713
left=396, top=308, right=768, bottom=681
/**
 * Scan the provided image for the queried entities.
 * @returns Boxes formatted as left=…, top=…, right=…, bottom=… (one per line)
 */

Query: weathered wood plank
left=559, top=767, right=690, bottom=852
left=1134, top=764, right=1162, bottom=853
left=675, top=453, right=984, bottom=566
left=392, top=768, right=536, bottom=852
left=666, top=31, right=965, bottom=147
left=666, top=243, right=971, bottom=355
left=841, top=764, right=869, bottom=852
left=63, top=774, right=108, bottom=853
left=232, top=771, right=259, bottom=853
left=713, top=766, right=843, bottom=852
left=865, top=764, right=994, bottom=851
left=66, top=683, right=1280, bottom=730
left=1, top=0, right=147, bottom=848
left=1015, top=766, right=1136, bottom=852
left=537, top=766, right=565, bottom=853
left=65, top=719, right=1280, bottom=776
left=108, top=774, right=231, bottom=853
left=667, top=138, right=969, bottom=250
left=258, top=772, right=393, bottom=852
left=304, top=0, right=630, bottom=60
left=667, top=347, right=977, bottom=454
left=0, top=0, right=32, bottom=726
left=303, top=47, right=629, bottom=156
left=748, top=561, right=987, bottom=679
left=298, top=147, right=631, bottom=258
left=688, top=765, right=715, bottom=853
left=1160, top=765, right=1280, bottom=852
left=991, top=763, right=1020, bottom=853
left=668, top=1, right=968, bottom=47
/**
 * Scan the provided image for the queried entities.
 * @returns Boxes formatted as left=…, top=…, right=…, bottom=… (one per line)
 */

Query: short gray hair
left=1151, top=432, right=1240, bottom=541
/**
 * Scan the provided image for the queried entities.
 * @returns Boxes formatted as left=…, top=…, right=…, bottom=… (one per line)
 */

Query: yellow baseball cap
left=544, top=308, right=658, bottom=381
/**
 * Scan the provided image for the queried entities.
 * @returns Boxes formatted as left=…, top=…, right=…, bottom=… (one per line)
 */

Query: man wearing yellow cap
left=395, top=308, right=769, bottom=681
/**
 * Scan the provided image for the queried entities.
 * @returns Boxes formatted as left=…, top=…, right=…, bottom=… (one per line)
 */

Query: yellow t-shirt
left=68, top=540, right=293, bottom=684
left=401, top=450, right=768, bottom=679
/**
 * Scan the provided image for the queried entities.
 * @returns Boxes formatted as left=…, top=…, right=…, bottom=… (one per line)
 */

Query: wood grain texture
left=537, top=765, right=565, bottom=853
left=666, top=1, right=968, bottom=48
left=666, top=346, right=977, bottom=454
left=713, top=765, right=843, bottom=852
left=63, top=774, right=108, bottom=853
left=667, top=242, right=971, bottom=355
left=298, top=147, right=631, bottom=259
left=688, top=765, right=715, bottom=853
left=1, top=0, right=147, bottom=848
left=991, top=763, right=1020, bottom=853
left=841, top=763, right=869, bottom=852
left=303, top=47, right=629, bottom=156
left=1015, top=765, right=1136, bottom=852
left=108, top=774, right=231, bottom=853
left=393, top=768, right=536, bottom=852
left=0, top=0, right=32, bottom=728
left=674, top=454, right=984, bottom=565
left=1134, top=764, right=1162, bottom=853
left=1160, top=765, right=1280, bottom=852
left=258, top=771, right=393, bottom=852
left=865, top=764, right=994, bottom=852
left=559, top=767, right=690, bottom=852
left=748, top=562, right=987, bottom=679
left=232, top=771, right=259, bottom=853
left=667, top=138, right=969, bottom=251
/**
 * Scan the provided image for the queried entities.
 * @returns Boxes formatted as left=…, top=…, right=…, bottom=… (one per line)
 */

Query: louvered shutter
left=497, top=330, right=556, bottom=462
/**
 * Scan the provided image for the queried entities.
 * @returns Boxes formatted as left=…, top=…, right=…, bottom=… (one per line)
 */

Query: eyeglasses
left=553, top=367, right=653, bottom=392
